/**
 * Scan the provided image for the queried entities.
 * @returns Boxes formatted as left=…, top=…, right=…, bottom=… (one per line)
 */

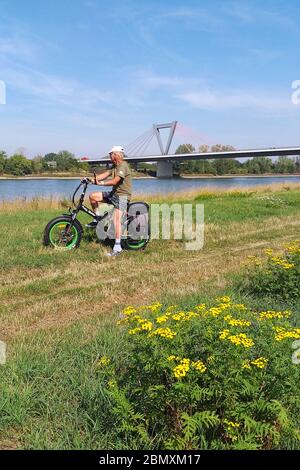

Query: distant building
left=45, top=161, right=57, bottom=168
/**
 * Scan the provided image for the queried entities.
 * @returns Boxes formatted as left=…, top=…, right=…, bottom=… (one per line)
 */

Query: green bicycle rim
left=49, top=222, right=78, bottom=249
left=126, top=239, right=148, bottom=249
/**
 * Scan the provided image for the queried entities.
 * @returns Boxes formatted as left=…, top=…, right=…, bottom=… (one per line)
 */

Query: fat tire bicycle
left=43, top=177, right=150, bottom=250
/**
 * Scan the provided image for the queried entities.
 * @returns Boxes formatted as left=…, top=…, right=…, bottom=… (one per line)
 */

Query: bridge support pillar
left=157, top=161, right=173, bottom=178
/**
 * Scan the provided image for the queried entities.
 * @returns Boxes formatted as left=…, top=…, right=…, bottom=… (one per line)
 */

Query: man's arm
left=95, top=170, right=111, bottom=184
left=98, top=175, right=122, bottom=187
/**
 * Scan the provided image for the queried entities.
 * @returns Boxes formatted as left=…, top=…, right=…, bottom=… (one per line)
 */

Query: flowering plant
left=95, top=297, right=300, bottom=449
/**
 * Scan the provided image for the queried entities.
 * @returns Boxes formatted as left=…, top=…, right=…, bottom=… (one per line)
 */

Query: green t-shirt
left=111, top=161, right=132, bottom=197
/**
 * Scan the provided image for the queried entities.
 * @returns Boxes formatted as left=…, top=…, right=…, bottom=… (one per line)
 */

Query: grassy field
left=0, top=183, right=300, bottom=449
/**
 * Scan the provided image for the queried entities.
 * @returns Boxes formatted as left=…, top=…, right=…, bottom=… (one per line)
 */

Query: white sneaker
left=106, top=249, right=122, bottom=257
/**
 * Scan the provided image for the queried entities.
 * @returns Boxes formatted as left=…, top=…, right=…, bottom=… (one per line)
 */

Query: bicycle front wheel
left=43, top=216, right=83, bottom=249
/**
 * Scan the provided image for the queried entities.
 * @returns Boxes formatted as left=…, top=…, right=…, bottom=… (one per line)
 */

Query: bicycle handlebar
left=72, top=176, right=98, bottom=206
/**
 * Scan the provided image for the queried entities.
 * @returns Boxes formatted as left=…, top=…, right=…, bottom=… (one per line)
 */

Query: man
left=86, top=146, right=132, bottom=257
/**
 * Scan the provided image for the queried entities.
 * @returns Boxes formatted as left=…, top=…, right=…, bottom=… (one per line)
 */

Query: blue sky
left=1, top=0, right=300, bottom=157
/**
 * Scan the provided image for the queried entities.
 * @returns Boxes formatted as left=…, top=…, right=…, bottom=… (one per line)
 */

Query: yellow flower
left=148, top=327, right=177, bottom=339
left=98, top=356, right=110, bottom=367
left=122, top=306, right=137, bottom=316
left=173, top=358, right=190, bottom=379
left=233, top=304, right=247, bottom=311
left=224, top=419, right=240, bottom=430
left=274, top=326, right=300, bottom=341
left=217, top=296, right=231, bottom=303
left=191, top=360, right=207, bottom=373
left=128, top=327, right=142, bottom=335
left=250, top=357, right=268, bottom=369
left=195, top=303, right=206, bottom=312
left=242, top=360, right=251, bottom=369
left=270, top=256, right=295, bottom=269
left=284, top=241, right=300, bottom=254
left=156, top=315, right=169, bottom=324
left=208, top=307, right=223, bottom=317
left=146, top=302, right=162, bottom=313
left=183, top=311, right=199, bottom=321
left=224, top=315, right=251, bottom=327
left=242, top=357, right=268, bottom=370
left=140, top=321, right=153, bottom=331
left=258, top=310, right=291, bottom=321
left=167, top=355, right=176, bottom=362
left=220, top=330, right=254, bottom=348
left=108, top=379, right=117, bottom=388
left=172, top=312, right=185, bottom=321
left=219, top=329, right=230, bottom=340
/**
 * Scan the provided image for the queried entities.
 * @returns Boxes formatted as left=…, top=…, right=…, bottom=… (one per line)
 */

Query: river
left=0, top=176, right=300, bottom=200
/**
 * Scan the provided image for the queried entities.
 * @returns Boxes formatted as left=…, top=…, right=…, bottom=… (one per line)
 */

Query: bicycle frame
left=69, top=179, right=98, bottom=222
left=68, top=179, right=119, bottom=231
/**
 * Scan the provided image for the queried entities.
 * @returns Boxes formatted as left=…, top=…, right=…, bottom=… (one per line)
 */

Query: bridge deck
left=86, top=147, right=300, bottom=165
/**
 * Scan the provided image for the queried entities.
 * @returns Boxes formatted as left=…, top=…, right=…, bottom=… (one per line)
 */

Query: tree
left=199, top=144, right=210, bottom=153
left=208, top=145, right=238, bottom=175
left=175, top=144, right=195, bottom=154
left=211, top=144, right=235, bottom=153
left=32, top=155, right=46, bottom=174
left=55, top=150, right=78, bottom=171
left=245, top=157, right=273, bottom=174
left=5, top=154, right=33, bottom=176
left=274, top=156, right=295, bottom=174
left=174, top=144, right=195, bottom=173
left=44, top=152, right=58, bottom=161
left=0, top=150, right=7, bottom=174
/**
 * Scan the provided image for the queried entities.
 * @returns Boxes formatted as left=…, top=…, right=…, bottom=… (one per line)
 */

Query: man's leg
left=86, top=192, right=105, bottom=228
left=106, top=207, right=123, bottom=256
left=113, top=207, right=122, bottom=252
left=89, top=191, right=104, bottom=214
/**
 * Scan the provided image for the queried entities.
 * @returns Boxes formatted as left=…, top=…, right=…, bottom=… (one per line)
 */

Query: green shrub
left=243, top=240, right=300, bottom=302
left=94, top=298, right=300, bottom=449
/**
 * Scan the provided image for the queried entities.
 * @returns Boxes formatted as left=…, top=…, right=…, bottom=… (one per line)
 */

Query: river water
left=0, top=176, right=300, bottom=200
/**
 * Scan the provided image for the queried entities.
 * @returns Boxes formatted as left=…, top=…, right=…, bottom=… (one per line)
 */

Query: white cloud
left=136, top=70, right=183, bottom=88
left=227, top=2, right=298, bottom=32
left=176, top=89, right=293, bottom=112
left=2, top=63, right=114, bottom=110
left=0, top=36, right=38, bottom=61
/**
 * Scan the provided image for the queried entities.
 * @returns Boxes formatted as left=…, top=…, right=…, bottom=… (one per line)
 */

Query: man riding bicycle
left=86, top=146, right=132, bottom=257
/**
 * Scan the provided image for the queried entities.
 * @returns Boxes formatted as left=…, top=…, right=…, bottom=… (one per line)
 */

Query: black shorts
left=102, top=191, right=130, bottom=211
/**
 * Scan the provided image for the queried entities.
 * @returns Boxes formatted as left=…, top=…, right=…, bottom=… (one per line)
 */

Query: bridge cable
left=133, top=131, right=155, bottom=157
left=125, top=128, right=153, bottom=156
left=126, top=129, right=154, bottom=156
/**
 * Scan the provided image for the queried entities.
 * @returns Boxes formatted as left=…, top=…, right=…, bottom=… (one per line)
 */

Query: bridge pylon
left=153, top=121, right=177, bottom=178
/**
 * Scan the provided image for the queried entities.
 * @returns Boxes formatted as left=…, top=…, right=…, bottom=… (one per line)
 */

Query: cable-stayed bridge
left=85, top=121, right=300, bottom=178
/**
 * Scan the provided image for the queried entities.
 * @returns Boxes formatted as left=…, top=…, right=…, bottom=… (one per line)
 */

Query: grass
left=1, top=183, right=300, bottom=449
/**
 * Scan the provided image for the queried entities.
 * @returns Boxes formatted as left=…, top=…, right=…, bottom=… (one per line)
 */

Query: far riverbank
left=1, top=173, right=300, bottom=180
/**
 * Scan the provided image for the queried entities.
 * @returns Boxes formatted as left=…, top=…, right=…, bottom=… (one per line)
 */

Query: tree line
left=174, top=144, right=300, bottom=175
left=1, top=145, right=300, bottom=176
left=0, top=150, right=89, bottom=176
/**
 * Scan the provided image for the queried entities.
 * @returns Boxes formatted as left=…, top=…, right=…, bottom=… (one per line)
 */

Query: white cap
left=109, top=145, right=124, bottom=154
